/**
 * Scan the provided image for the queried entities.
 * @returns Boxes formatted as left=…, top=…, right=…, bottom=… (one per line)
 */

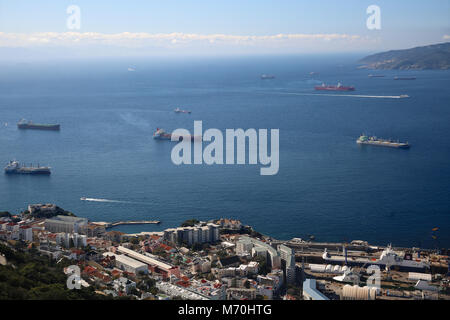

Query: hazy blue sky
left=0, top=0, right=449, bottom=57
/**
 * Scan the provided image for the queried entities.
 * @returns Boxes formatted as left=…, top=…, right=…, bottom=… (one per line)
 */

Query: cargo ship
left=357, top=135, right=410, bottom=149
left=17, top=119, right=60, bottom=131
left=322, top=245, right=430, bottom=271
left=153, top=128, right=201, bottom=142
left=260, top=74, right=275, bottom=80
left=315, top=82, right=355, bottom=91
left=368, top=74, right=385, bottom=78
left=394, top=76, right=416, bottom=80
left=174, top=108, right=191, bottom=114
left=4, top=160, right=51, bottom=175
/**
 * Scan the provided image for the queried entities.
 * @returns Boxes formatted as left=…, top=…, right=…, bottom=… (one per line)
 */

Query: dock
left=93, top=220, right=161, bottom=229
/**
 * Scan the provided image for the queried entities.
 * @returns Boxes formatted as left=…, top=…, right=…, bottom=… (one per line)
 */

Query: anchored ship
left=315, top=82, right=355, bottom=91
left=153, top=128, right=201, bottom=142
left=174, top=108, right=191, bottom=114
left=260, top=74, right=275, bottom=80
left=394, top=76, right=416, bottom=80
left=368, top=74, right=385, bottom=78
left=4, top=160, right=51, bottom=175
left=357, top=135, right=410, bottom=149
left=17, top=119, right=60, bottom=131
left=323, top=245, right=430, bottom=271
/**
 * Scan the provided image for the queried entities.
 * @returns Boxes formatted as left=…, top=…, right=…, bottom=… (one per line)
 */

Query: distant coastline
left=359, top=42, right=450, bottom=70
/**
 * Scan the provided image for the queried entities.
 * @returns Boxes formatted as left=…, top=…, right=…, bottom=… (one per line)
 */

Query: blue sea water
left=0, top=55, right=449, bottom=248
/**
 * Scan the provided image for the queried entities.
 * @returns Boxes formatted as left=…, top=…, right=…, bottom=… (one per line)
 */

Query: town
left=0, top=203, right=449, bottom=300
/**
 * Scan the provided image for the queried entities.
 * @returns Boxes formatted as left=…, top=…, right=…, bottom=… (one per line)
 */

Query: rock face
left=359, top=42, right=450, bottom=70
left=26, top=204, right=75, bottom=218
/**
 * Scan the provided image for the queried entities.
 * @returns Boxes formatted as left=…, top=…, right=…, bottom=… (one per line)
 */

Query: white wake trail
left=273, top=92, right=409, bottom=99
left=80, top=197, right=151, bottom=205
left=81, top=198, right=123, bottom=203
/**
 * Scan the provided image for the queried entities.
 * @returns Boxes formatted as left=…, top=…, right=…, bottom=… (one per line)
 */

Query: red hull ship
left=315, top=82, right=355, bottom=91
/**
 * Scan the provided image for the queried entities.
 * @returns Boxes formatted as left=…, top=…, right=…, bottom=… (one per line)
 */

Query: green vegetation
left=180, top=219, right=200, bottom=227
left=253, top=256, right=270, bottom=276
left=217, top=249, right=228, bottom=258
left=286, top=285, right=302, bottom=300
left=22, top=205, right=76, bottom=219
left=0, top=211, right=11, bottom=218
left=0, top=242, right=106, bottom=300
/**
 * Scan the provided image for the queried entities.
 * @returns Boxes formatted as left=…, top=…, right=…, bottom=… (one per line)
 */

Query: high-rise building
left=278, top=244, right=296, bottom=285
left=163, top=223, right=220, bottom=245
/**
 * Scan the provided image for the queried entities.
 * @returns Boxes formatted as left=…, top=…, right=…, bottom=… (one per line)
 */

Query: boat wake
left=272, top=92, right=409, bottom=99
left=80, top=197, right=151, bottom=205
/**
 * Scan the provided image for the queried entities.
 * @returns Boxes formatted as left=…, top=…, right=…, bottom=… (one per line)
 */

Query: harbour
left=1, top=57, right=450, bottom=249
left=93, top=220, right=161, bottom=229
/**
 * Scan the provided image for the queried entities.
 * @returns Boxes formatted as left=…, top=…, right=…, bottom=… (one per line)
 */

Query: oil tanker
left=315, top=82, right=355, bottom=91
left=4, top=160, right=51, bottom=175
left=357, top=135, right=410, bottom=149
left=17, top=119, right=60, bottom=131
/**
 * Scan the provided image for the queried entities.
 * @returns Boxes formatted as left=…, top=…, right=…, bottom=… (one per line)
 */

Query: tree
left=181, top=219, right=200, bottom=227
left=217, top=250, right=227, bottom=258
left=254, top=256, right=269, bottom=275
left=0, top=211, right=11, bottom=218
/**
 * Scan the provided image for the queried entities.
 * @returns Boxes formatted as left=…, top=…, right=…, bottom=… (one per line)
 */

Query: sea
left=1, top=54, right=449, bottom=248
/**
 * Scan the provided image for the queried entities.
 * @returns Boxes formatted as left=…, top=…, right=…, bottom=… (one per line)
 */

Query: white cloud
left=0, top=31, right=362, bottom=48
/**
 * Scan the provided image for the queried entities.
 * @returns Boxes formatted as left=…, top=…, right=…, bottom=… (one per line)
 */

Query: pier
left=93, top=220, right=161, bottom=229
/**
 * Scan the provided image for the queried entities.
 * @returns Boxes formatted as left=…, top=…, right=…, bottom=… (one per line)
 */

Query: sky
left=0, top=0, right=449, bottom=58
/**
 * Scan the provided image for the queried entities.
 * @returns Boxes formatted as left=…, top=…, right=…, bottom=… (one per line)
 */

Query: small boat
left=260, top=74, right=275, bottom=80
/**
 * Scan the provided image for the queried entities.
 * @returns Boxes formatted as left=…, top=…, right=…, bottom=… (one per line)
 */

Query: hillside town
left=0, top=204, right=449, bottom=300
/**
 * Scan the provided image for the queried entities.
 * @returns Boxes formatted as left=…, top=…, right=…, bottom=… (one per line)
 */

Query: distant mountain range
left=359, top=42, right=450, bottom=70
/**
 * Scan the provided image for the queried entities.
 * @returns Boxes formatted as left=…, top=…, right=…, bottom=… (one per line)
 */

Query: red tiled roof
left=176, top=281, right=190, bottom=288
